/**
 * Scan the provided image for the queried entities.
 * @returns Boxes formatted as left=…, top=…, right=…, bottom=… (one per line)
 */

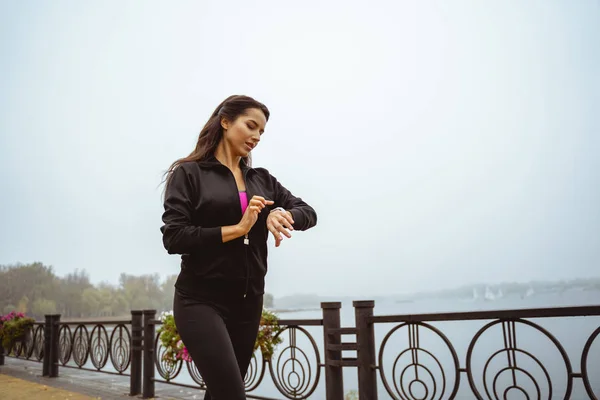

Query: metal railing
left=142, top=309, right=325, bottom=399
left=2, top=302, right=599, bottom=399
left=1, top=313, right=142, bottom=395
left=364, top=304, right=600, bottom=400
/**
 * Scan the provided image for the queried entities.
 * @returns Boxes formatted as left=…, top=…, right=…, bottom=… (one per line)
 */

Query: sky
left=1, top=1, right=599, bottom=298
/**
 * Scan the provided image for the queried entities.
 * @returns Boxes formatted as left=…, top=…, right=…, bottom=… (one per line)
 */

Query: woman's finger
left=250, top=196, right=275, bottom=207
left=267, top=223, right=283, bottom=242
left=279, top=227, right=292, bottom=238
left=282, top=212, right=294, bottom=225
left=249, top=197, right=264, bottom=207
left=269, top=227, right=281, bottom=240
left=248, top=205, right=261, bottom=214
left=278, top=215, right=294, bottom=231
left=249, top=199, right=264, bottom=208
left=268, top=218, right=291, bottom=238
left=272, top=219, right=292, bottom=238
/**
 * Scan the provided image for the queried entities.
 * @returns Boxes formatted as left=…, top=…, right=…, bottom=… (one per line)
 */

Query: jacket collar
left=198, top=154, right=252, bottom=171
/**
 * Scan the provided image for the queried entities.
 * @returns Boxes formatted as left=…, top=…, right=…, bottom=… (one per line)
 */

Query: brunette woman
left=160, top=95, right=317, bottom=399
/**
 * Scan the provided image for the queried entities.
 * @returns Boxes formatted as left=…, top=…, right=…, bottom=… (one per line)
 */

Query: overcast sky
left=1, top=1, right=598, bottom=297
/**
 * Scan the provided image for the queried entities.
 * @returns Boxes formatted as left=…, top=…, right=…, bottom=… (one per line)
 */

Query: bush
left=345, top=390, right=358, bottom=400
left=0, top=311, right=35, bottom=349
left=254, top=308, right=284, bottom=360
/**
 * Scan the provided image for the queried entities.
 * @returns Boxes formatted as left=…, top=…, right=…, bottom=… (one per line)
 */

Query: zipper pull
left=244, top=234, right=249, bottom=245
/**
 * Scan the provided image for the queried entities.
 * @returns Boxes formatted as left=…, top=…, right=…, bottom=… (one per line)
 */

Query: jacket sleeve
left=160, top=165, right=223, bottom=255
left=271, top=174, right=317, bottom=231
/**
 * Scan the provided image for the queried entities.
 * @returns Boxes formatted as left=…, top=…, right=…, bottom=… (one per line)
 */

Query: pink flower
left=181, top=347, right=192, bottom=362
left=176, top=346, right=193, bottom=362
left=0, top=311, right=29, bottom=322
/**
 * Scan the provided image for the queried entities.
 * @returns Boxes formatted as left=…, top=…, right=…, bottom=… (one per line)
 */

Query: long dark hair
left=163, top=95, right=270, bottom=189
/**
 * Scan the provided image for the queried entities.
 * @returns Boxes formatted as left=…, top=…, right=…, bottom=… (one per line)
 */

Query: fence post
left=0, top=340, right=5, bottom=365
left=142, top=309, right=156, bottom=399
left=354, top=301, right=377, bottom=400
left=49, top=314, right=60, bottom=377
left=130, top=310, right=143, bottom=396
left=322, top=302, right=345, bottom=400
left=42, top=315, right=51, bottom=376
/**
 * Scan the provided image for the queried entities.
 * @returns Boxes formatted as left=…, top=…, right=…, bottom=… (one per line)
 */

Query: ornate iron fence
left=2, top=303, right=599, bottom=399
left=2, top=321, right=45, bottom=363
left=2, top=313, right=143, bottom=395
left=142, top=309, right=324, bottom=399
left=364, top=304, right=600, bottom=400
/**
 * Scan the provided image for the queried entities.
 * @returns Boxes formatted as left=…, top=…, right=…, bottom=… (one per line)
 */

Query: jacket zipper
left=222, top=165, right=251, bottom=299
left=242, top=168, right=251, bottom=298
left=243, top=237, right=249, bottom=298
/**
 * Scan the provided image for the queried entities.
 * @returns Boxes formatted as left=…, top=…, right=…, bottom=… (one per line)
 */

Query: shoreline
left=267, top=307, right=322, bottom=314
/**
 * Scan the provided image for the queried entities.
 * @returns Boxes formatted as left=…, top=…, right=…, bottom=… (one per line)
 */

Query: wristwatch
left=270, top=207, right=286, bottom=213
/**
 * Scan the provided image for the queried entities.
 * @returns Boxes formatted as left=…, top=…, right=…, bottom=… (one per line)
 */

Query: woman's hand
left=237, top=196, right=274, bottom=235
left=267, top=209, right=294, bottom=247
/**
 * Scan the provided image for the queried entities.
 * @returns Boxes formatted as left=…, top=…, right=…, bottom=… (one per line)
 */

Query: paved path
left=0, top=358, right=206, bottom=399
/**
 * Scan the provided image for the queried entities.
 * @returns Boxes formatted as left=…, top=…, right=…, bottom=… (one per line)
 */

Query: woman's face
left=221, top=108, right=267, bottom=157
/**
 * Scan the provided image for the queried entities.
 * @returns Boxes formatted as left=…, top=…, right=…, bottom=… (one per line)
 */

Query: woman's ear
left=220, top=117, right=229, bottom=130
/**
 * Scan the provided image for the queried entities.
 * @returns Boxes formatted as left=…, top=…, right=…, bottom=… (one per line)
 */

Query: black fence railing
left=368, top=304, right=600, bottom=400
left=142, top=309, right=325, bottom=400
left=1, top=313, right=142, bottom=395
left=1, top=302, right=599, bottom=399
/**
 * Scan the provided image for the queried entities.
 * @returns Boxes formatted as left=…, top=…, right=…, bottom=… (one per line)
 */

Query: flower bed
left=0, top=311, right=35, bottom=350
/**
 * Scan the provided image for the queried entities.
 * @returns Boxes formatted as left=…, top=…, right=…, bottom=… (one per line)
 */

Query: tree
left=31, top=298, right=57, bottom=318
left=3, top=304, right=16, bottom=314
left=17, top=296, right=29, bottom=314
left=160, top=275, right=178, bottom=312
left=58, top=269, right=92, bottom=318
left=1, top=263, right=266, bottom=319
left=119, top=273, right=162, bottom=311
left=0, top=262, right=58, bottom=315
left=111, top=293, right=129, bottom=317
left=81, top=288, right=103, bottom=316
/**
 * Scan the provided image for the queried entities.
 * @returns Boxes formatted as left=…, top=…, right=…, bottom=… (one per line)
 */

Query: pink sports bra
left=239, top=191, right=248, bottom=214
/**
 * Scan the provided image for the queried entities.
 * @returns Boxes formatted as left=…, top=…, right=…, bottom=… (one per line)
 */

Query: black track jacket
left=160, top=156, right=317, bottom=299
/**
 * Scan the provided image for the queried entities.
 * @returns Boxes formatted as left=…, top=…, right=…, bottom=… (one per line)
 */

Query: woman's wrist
left=269, top=207, right=295, bottom=225
left=222, top=224, right=247, bottom=242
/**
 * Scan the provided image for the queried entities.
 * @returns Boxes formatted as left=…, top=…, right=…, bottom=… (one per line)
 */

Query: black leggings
left=173, top=290, right=263, bottom=400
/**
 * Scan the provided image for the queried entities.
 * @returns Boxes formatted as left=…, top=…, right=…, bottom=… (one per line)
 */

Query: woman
left=160, top=95, right=317, bottom=400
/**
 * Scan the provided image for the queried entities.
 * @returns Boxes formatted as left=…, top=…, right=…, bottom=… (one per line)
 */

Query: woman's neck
left=214, top=141, right=241, bottom=172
